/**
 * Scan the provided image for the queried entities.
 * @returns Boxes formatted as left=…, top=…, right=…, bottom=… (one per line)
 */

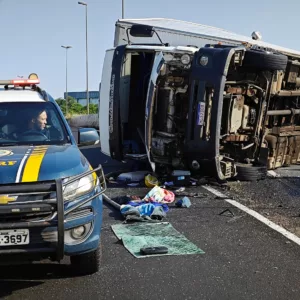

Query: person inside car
left=18, top=109, right=62, bottom=140
left=28, top=109, right=48, bottom=132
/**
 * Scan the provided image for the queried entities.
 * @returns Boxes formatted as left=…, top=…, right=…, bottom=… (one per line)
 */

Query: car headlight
left=63, top=174, right=96, bottom=202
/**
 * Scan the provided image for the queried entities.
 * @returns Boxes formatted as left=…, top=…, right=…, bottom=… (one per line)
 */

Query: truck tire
left=235, top=163, right=267, bottom=181
left=242, top=49, right=288, bottom=71
left=70, top=242, right=102, bottom=275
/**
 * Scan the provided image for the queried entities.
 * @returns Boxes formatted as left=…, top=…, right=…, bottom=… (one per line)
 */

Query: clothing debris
left=120, top=203, right=166, bottom=221
left=143, top=186, right=175, bottom=204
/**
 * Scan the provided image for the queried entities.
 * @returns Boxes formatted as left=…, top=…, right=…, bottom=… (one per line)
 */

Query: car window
left=47, top=108, right=64, bottom=137
left=0, top=101, right=69, bottom=146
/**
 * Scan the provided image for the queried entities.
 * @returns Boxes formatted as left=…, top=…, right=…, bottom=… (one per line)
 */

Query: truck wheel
left=242, top=49, right=288, bottom=71
left=235, top=163, right=267, bottom=181
left=70, top=242, right=102, bottom=275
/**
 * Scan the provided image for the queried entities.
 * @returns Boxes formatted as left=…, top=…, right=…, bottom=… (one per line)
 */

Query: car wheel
left=235, top=163, right=267, bottom=181
left=70, top=241, right=102, bottom=275
left=242, top=49, right=288, bottom=71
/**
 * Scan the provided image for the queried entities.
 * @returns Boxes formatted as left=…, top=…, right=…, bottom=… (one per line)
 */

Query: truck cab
left=0, top=74, right=106, bottom=275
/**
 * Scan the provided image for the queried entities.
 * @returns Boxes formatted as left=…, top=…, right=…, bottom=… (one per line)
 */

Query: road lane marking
left=203, top=185, right=300, bottom=246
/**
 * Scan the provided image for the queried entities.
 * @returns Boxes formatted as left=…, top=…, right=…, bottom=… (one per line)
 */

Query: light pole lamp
left=78, top=1, right=89, bottom=114
left=61, top=45, right=72, bottom=116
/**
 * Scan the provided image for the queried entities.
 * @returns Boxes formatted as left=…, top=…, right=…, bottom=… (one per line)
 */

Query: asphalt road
left=1, top=184, right=300, bottom=300
left=226, top=166, right=300, bottom=237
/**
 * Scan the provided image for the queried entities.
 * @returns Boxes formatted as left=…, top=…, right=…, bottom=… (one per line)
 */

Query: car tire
left=235, top=163, right=267, bottom=181
left=242, top=49, right=288, bottom=71
left=70, top=241, right=102, bottom=275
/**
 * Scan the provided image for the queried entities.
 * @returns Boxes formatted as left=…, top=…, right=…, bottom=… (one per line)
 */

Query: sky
left=0, top=0, right=299, bottom=99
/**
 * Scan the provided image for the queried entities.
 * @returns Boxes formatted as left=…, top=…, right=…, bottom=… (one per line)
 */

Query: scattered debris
left=219, top=209, right=235, bottom=217
left=175, top=187, right=185, bottom=193
left=164, top=181, right=174, bottom=187
left=170, top=170, right=191, bottom=186
left=174, top=191, right=208, bottom=198
left=143, top=186, right=175, bottom=204
left=127, top=183, right=140, bottom=187
left=117, top=171, right=150, bottom=184
left=198, top=178, right=209, bottom=185
left=215, top=195, right=230, bottom=200
left=145, top=174, right=159, bottom=188
left=175, top=196, right=192, bottom=208
left=140, top=246, right=169, bottom=255
left=120, top=203, right=166, bottom=221
left=106, top=168, right=219, bottom=190
left=267, top=170, right=280, bottom=178
left=103, top=170, right=213, bottom=224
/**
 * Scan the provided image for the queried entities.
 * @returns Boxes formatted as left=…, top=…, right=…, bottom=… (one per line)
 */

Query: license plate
left=0, top=229, right=29, bottom=246
left=197, top=102, right=206, bottom=126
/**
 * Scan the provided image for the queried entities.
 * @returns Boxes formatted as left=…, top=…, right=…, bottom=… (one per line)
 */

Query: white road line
left=203, top=185, right=300, bottom=246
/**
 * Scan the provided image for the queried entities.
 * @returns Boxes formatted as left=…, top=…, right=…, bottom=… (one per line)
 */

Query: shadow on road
left=0, top=280, right=43, bottom=298
left=0, top=262, right=82, bottom=298
left=103, top=201, right=123, bottom=221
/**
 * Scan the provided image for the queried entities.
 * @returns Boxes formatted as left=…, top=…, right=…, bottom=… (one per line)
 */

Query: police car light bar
left=0, top=78, right=40, bottom=86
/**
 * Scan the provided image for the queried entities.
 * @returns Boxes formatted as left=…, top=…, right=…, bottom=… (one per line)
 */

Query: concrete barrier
left=68, top=114, right=99, bottom=128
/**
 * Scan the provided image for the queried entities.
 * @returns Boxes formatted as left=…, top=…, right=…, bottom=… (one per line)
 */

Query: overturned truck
left=99, top=18, right=300, bottom=181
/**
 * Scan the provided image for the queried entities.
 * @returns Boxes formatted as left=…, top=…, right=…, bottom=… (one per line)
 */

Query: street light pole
left=122, top=0, right=124, bottom=18
left=61, top=45, right=72, bottom=116
left=78, top=1, right=89, bottom=114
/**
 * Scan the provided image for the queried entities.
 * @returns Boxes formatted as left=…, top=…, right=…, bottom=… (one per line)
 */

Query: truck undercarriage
left=116, top=45, right=300, bottom=181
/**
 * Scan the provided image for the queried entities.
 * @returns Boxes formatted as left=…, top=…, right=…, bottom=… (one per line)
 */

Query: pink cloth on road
left=143, top=186, right=175, bottom=204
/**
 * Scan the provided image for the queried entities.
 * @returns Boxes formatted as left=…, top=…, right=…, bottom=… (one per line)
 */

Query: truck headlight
left=181, top=54, right=191, bottom=65
left=63, top=174, right=96, bottom=201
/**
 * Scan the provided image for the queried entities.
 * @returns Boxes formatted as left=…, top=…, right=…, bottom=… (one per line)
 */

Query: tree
left=80, top=104, right=99, bottom=114
left=55, top=96, right=98, bottom=116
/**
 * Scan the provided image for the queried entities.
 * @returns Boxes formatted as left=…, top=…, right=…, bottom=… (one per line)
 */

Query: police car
left=0, top=74, right=106, bottom=275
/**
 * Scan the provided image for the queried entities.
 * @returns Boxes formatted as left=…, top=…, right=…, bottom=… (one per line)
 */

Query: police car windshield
left=0, top=102, right=69, bottom=145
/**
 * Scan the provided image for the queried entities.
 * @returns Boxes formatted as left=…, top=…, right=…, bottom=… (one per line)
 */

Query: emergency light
left=0, top=73, right=40, bottom=87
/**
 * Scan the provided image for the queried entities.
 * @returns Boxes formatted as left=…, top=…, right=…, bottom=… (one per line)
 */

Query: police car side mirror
left=78, top=127, right=100, bottom=147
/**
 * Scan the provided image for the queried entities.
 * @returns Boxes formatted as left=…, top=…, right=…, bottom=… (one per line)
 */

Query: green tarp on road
left=111, top=222, right=205, bottom=258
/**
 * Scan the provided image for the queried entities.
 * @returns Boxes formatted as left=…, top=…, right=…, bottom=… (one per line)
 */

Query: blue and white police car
left=0, top=74, right=106, bottom=275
